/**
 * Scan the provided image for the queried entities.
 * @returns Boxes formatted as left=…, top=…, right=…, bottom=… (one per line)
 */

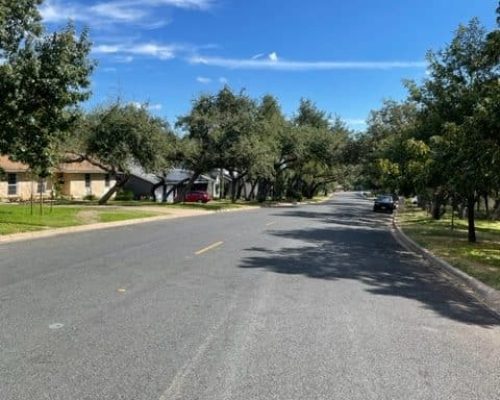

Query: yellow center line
left=265, top=221, right=277, bottom=227
left=195, top=241, right=224, bottom=255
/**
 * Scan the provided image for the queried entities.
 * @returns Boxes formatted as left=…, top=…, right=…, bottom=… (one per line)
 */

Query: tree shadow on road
left=240, top=220, right=500, bottom=327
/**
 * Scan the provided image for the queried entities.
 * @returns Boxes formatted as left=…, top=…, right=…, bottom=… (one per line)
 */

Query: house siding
left=0, top=172, right=114, bottom=201
left=59, top=173, right=116, bottom=199
left=0, top=173, right=53, bottom=200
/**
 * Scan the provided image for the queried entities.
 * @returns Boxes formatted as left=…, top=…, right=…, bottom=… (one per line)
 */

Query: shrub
left=83, top=194, right=97, bottom=201
left=115, top=190, right=134, bottom=201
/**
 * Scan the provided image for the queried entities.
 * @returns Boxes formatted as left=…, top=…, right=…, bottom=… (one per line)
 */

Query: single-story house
left=125, top=168, right=217, bottom=202
left=0, top=155, right=116, bottom=201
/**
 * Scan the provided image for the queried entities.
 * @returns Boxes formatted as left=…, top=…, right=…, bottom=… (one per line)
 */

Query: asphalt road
left=1, top=192, right=499, bottom=400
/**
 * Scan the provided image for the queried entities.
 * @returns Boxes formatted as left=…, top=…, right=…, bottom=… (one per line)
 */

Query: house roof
left=208, top=168, right=233, bottom=181
left=130, top=167, right=214, bottom=185
left=0, top=156, right=30, bottom=172
left=165, top=169, right=213, bottom=184
left=57, top=160, right=108, bottom=174
left=0, top=155, right=108, bottom=174
left=129, top=166, right=162, bottom=185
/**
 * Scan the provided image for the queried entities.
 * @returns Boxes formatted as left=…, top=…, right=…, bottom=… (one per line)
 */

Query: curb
left=391, top=215, right=500, bottom=319
left=0, top=206, right=258, bottom=245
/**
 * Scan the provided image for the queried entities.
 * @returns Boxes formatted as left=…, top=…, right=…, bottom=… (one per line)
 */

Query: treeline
left=67, top=92, right=358, bottom=204
left=356, top=6, right=500, bottom=242
left=0, top=1, right=358, bottom=205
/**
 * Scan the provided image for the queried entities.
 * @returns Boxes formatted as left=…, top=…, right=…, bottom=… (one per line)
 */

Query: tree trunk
left=242, top=182, right=247, bottom=200
left=467, top=195, right=476, bottom=243
left=247, top=180, right=258, bottom=201
left=230, top=172, right=238, bottom=203
left=484, top=193, right=489, bottom=217
left=431, top=193, right=444, bottom=220
left=151, top=178, right=166, bottom=202
left=99, top=174, right=130, bottom=205
left=236, top=181, right=244, bottom=201
left=491, top=198, right=500, bottom=220
left=490, top=198, right=500, bottom=220
left=162, top=179, right=189, bottom=202
left=257, top=179, right=270, bottom=202
left=175, top=172, right=200, bottom=203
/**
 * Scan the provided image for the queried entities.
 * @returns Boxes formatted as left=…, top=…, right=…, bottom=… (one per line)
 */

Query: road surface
left=1, top=192, right=499, bottom=399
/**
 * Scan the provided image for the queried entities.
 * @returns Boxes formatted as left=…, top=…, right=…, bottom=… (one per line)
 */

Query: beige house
left=0, top=156, right=116, bottom=201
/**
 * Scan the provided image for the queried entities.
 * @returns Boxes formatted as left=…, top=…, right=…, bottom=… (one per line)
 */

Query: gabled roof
left=0, top=156, right=29, bottom=172
left=57, top=160, right=108, bottom=173
left=130, top=167, right=213, bottom=185
left=165, top=169, right=213, bottom=183
left=0, top=155, right=108, bottom=174
left=129, top=166, right=162, bottom=185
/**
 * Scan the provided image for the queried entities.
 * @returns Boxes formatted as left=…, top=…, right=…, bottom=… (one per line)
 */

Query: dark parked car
left=184, top=191, right=212, bottom=203
left=373, top=195, right=396, bottom=213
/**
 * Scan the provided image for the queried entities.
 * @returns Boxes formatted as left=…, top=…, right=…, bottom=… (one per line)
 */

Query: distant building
left=125, top=167, right=219, bottom=202
left=0, top=156, right=115, bottom=201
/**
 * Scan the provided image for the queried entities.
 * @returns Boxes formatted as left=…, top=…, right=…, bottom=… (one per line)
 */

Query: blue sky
left=40, top=0, right=498, bottom=131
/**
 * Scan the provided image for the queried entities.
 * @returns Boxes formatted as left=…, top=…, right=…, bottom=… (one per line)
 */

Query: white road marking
left=195, top=241, right=224, bottom=255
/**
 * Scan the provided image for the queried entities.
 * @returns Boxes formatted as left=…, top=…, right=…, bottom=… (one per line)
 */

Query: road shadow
left=242, top=197, right=499, bottom=327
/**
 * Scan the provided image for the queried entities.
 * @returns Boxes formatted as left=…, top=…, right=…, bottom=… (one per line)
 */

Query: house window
left=7, top=174, right=17, bottom=195
left=104, top=173, right=111, bottom=188
left=84, top=173, right=91, bottom=188
left=37, top=178, right=46, bottom=194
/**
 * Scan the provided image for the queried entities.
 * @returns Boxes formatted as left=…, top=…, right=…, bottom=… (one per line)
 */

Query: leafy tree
left=407, top=18, right=499, bottom=242
left=176, top=94, right=221, bottom=200
left=364, top=100, right=430, bottom=197
left=255, top=95, right=293, bottom=201
left=213, top=88, right=260, bottom=201
left=0, top=2, right=94, bottom=176
left=289, top=101, right=349, bottom=199
left=69, top=103, right=176, bottom=204
left=0, top=0, right=43, bottom=55
left=294, top=98, right=330, bottom=130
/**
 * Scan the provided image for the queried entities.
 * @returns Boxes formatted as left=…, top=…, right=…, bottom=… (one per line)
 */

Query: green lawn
left=0, top=203, right=158, bottom=235
left=398, top=206, right=500, bottom=290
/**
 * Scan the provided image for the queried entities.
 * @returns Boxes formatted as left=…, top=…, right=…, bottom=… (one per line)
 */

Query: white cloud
left=145, top=0, right=215, bottom=10
left=130, top=102, right=162, bottom=111
left=40, top=0, right=82, bottom=23
left=148, top=103, right=163, bottom=110
left=268, top=52, right=278, bottom=62
left=219, top=77, right=228, bottom=84
left=94, top=44, right=121, bottom=54
left=189, top=55, right=427, bottom=71
left=39, top=0, right=214, bottom=28
left=251, top=53, right=265, bottom=60
left=196, top=76, right=212, bottom=84
left=90, top=2, right=149, bottom=22
left=94, top=43, right=177, bottom=60
left=345, top=119, right=367, bottom=126
left=131, top=43, right=176, bottom=59
left=115, top=55, right=135, bottom=63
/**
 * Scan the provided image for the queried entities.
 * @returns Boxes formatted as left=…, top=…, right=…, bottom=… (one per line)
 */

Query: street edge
left=0, top=195, right=333, bottom=245
left=391, top=214, right=500, bottom=320
left=0, top=205, right=258, bottom=244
